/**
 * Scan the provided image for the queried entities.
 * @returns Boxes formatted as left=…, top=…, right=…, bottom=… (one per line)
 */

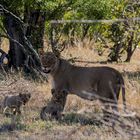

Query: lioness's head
left=41, top=52, right=59, bottom=74
left=19, top=93, right=31, bottom=105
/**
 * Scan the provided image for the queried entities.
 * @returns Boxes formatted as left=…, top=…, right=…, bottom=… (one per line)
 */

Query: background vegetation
left=0, top=0, right=140, bottom=69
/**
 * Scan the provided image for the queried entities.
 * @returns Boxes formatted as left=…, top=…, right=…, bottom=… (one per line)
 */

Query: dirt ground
left=0, top=46, right=140, bottom=140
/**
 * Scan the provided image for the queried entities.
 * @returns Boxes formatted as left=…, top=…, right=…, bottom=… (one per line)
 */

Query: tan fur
left=41, top=52, right=126, bottom=119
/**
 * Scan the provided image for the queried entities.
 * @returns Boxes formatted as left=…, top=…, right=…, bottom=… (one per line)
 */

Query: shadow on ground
left=60, top=112, right=102, bottom=126
left=59, top=112, right=140, bottom=138
left=0, top=123, right=26, bottom=133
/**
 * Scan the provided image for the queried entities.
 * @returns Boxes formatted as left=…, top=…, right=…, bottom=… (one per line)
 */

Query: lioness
left=2, top=93, right=31, bottom=116
left=41, top=52, right=126, bottom=119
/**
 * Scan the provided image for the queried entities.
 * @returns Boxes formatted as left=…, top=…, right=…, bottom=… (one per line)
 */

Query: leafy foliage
left=72, top=0, right=113, bottom=19
left=108, top=0, right=140, bottom=62
left=0, top=0, right=140, bottom=63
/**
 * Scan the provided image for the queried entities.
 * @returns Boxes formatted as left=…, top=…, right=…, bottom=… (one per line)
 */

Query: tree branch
left=0, top=4, right=24, bottom=24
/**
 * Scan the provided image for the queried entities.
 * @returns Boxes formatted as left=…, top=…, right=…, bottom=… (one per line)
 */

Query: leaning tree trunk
left=3, top=13, right=26, bottom=68
left=2, top=13, right=42, bottom=72
left=2, top=7, right=45, bottom=70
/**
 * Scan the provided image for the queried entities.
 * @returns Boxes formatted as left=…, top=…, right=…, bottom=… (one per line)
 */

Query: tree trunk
left=125, top=33, right=134, bottom=62
left=125, top=46, right=132, bottom=62
left=3, top=13, right=26, bottom=68
left=82, top=24, right=90, bottom=40
left=2, top=8, right=45, bottom=70
left=24, top=8, right=46, bottom=52
left=3, top=13, right=42, bottom=71
left=108, top=43, right=122, bottom=62
left=0, top=37, right=1, bottom=47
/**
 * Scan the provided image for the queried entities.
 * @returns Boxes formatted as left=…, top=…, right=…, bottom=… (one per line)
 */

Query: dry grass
left=0, top=41, right=140, bottom=139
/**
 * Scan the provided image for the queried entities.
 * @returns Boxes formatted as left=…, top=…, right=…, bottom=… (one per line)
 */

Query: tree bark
left=0, top=37, right=1, bottom=47
left=108, top=43, right=122, bottom=62
left=24, top=8, right=46, bottom=52
left=82, top=24, right=90, bottom=40
left=125, top=33, right=134, bottom=62
left=3, top=13, right=26, bottom=68
left=2, top=7, right=45, bottom=70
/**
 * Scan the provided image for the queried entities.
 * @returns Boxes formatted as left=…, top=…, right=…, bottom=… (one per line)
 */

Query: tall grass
left=0, top=39, right=140, bottom=139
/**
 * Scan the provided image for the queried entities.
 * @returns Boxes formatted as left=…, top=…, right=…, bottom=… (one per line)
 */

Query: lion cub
left=2, top=93, right=31, bottom=116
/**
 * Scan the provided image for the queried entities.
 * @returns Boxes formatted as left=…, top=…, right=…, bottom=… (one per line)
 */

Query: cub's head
left=19, top=93, right=31, bottom=105
left=40, top=52, right=58, bottom=74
